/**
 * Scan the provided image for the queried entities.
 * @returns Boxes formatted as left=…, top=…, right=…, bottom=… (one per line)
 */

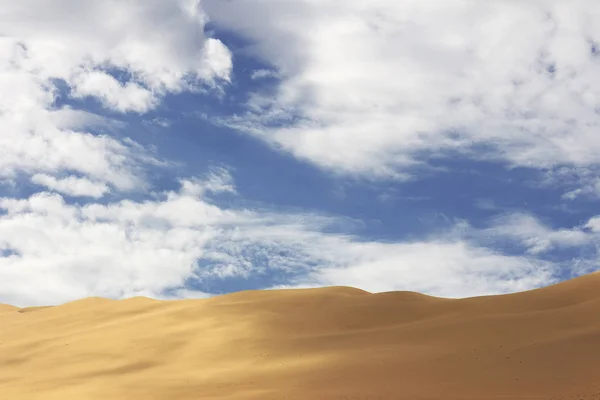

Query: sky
left=2, top=0, right=600, bottom=307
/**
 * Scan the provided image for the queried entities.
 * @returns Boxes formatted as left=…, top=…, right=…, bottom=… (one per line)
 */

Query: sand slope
left=1, top=275, right=600, bottom=399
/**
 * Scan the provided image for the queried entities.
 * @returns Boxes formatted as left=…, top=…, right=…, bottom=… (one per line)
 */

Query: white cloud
left=31, top=174, right=109, bottom=198
left=180, top=167, right=237, bottom=198
left=284, top=240, right=555, bottom=298
left=205, top=0, right=600, bottom=179
left=533, top=166, right=600, bottom=200
left=2, top=0, right=232, bottom=96
left=483, top=213, right=591, bottom=255
left=70, top=71, right=157, bottom=113
left=47, top=107, right=125, bottom=132
left=0, top=175, right=561, bottom=307
left=250, top=69, right=279, bottom=80
left=585, top=216, right=600, bottom=232
left=0, top=107, right=144, bottom=190
left=0, top=188, right=220, bottom=307
left=143, top=117, right=171, bottom=128
left=0, top=0, right=232, bottom=191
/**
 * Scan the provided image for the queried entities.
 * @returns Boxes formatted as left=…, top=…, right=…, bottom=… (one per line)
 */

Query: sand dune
left=2, top=275, right=600, bottom=399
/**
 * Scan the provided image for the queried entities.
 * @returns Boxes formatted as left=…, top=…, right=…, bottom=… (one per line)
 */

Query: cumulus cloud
left=0, top=0, right=231, bottom=191
left=70, top=71, right=158, bottom=113
left=0, top=173, right=563, bottom=307
left=0, top=183, right=228, bottom=307
left=1, top=0, right=232, bottom=96
left=204, top=0, right=600, bottom=179
left=31, top=174, right=109, bottom=198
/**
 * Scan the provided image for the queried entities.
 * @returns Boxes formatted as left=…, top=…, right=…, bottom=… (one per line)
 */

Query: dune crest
left=1, top=274, right=600, bottom=399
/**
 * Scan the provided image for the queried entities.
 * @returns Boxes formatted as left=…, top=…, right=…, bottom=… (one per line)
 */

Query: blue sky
left=2, top=0, right=600, bottom=306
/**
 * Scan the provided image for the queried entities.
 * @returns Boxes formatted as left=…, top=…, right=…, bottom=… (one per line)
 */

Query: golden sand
left=2, top=275, right=600, bottom=399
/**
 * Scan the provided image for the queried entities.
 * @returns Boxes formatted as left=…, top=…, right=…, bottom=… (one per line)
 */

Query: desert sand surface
left=1, top=274, right=600, bottom=399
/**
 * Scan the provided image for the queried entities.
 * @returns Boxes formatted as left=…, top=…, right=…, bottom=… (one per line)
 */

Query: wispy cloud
left=483, top=213, right=592, bottom=255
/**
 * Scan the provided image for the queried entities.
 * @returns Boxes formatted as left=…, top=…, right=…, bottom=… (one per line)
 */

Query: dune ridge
left=1, top=274, right=600, bottom=399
